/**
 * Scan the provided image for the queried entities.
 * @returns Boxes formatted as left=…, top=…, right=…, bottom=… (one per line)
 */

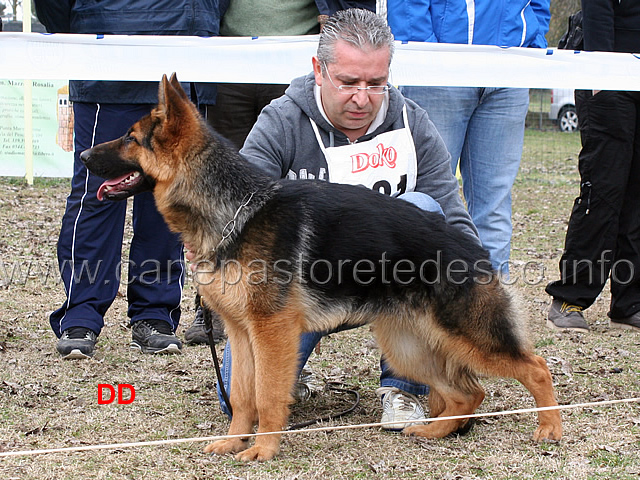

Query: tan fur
left=82, top=74, right=562, bottom=462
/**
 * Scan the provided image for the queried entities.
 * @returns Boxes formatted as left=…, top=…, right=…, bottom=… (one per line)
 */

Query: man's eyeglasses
left=322, top=62, right=390, bottom=95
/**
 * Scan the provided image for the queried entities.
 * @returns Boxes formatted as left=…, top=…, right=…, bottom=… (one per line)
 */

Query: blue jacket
left=387, top=0, right=550, bottom=49
left=34, top=0, right=220, bottom=104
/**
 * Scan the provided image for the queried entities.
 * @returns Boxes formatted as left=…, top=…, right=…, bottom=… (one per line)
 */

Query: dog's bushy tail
left=436, top=276, right=530, bottom=359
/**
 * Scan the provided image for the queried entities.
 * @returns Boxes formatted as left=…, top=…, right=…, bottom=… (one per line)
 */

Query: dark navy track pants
left=50, top=103, right=184, bottom=338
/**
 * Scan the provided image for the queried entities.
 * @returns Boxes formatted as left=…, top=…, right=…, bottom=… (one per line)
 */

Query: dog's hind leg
left=466, top=351, right=562, bottom=442
left=428, top=387, right=446, bottom=418
left=509, top=353, right=563, bottom=442
left=404, top=376, right=485, bottom=439
left=373, top=320, right=484, bottom=438
left=204, top=325, right=257, bottom=456
left=234, top=306, right=304, bottom=462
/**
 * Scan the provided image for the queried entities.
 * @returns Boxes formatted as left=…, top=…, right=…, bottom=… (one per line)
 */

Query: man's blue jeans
left=216, top=192, right=441, bottom=417
left=401, top=86, right=529, bottom=275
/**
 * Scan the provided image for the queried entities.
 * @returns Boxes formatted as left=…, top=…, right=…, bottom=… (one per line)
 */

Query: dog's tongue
left=96, top=172, right=135, bottom=201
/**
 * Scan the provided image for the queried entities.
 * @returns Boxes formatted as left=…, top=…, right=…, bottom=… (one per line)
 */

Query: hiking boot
left=376, top=386, right=426, bottom=431
left=57, top=327, right=98, bottom=360
left=547, top=298, right=589, bottom=333
left=609, top=311, right=640, bottom=332
left=184, top=295, right=226, bottom=345
left=131, top=320, right=182, bottom=354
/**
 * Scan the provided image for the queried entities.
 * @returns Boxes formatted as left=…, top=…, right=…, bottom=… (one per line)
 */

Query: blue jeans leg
left=217, top=331, right=324, bottom=418
left=216, top=192, right=442, bottom=414
left=397, top=191, right=444, bottom=216
left=401, top=86, right=529, bottom=275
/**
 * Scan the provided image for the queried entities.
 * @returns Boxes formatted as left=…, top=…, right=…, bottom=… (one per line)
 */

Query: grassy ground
left=1, top=129, right=639, bottom=479
left=526, top=89, right=556, bottom=132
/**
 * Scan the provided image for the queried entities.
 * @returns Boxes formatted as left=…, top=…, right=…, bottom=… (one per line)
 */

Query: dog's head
left=81, top=73, right=205, bottom=201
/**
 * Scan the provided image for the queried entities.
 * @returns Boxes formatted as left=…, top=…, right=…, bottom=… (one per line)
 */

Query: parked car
left=549, top=88, right=578, bottom=132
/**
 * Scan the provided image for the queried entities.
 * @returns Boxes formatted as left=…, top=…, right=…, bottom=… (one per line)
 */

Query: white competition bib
left=310, top=105, right=417, bottom=196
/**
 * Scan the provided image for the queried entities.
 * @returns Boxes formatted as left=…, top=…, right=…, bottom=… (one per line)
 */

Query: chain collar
left=213, top=191, right=255, bottom=253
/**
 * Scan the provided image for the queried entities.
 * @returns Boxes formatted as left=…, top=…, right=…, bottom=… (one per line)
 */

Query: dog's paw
left=532, top=423, right=563, bottom=442
left=402, top=424, right=443, bottom=438
left=235, top=445, right=279, bottom=462
left=203, top=438, right=248, bottom=455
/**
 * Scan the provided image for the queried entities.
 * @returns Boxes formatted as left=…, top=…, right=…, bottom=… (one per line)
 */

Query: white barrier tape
left=1, top=32, right=640, bottom=90
left=1, top=397, right=638, bottom=458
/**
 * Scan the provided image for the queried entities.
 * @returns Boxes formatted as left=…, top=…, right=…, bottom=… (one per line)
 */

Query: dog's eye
left=124, top=135, right=139, bottom=145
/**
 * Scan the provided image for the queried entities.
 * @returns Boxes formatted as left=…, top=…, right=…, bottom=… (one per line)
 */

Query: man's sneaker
left=376, top=386, right=426, bottom=431
left=184, top=295, right=226, bottom=345
left=547, top=298, right=589, bottom=333
left=131, top=320, right=182, bottom=354
left=292, top=367, right=317, bottom=402
left=609, top=311, right=640, bottom=332
left=57, top=327, right=97, bottom=360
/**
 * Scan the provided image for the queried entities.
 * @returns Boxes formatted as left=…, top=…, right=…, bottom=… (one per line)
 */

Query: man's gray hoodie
left=240, top=72, right=479, bottom=241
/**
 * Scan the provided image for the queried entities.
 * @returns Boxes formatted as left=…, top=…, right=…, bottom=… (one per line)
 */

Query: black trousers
left=546, top=90, right=640, bottom=319
left=206, top=83, right=288, bottom=150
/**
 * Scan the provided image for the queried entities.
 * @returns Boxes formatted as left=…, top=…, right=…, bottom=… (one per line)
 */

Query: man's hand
left=184, top=243, right=197, bottom=272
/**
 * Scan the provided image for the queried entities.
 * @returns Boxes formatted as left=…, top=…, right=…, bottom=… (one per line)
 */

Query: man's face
left=313, top=40, right=390, bottom=142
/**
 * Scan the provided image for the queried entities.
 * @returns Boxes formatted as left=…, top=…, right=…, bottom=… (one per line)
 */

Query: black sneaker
left=57, top=327, right=98, bottom=359
left=131, top=320, right=182, bottom=354
left=184, top=295, right=227, bottom=345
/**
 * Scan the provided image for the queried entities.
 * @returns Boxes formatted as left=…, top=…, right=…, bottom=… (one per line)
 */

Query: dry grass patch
left=1, top=130, right=639, bottom=479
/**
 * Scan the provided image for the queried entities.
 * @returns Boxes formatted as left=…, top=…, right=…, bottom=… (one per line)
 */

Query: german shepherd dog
left=81, top=74, right=562, bottom=461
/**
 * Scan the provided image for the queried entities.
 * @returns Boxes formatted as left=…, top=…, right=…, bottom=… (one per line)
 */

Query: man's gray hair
left=317, top=8, right=395, bottom=69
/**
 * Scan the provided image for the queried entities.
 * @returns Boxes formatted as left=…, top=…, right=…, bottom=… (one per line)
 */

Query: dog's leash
left=198, top=193, right=257, bottom=412
left=288, top=382, right=360, bottom=430
left=200, top=295, right=233, bottom=417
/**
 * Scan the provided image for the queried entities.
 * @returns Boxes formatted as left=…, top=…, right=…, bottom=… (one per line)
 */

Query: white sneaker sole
left=609, top=320, right=640, bottom=332
left=130, top=342, right=182, bottom=354
left=546, top=319, right=589, bottom=333
left=61, top=348, right=93, bottom=360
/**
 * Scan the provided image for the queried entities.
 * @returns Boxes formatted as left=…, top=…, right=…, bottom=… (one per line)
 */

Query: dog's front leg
left=235, top=308, right=303, bottom=462
left=204, top=327, right=257, bottom=456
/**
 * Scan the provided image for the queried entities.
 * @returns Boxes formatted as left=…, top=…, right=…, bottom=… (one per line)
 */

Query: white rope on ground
left=1, top=397, right=638, bottom=458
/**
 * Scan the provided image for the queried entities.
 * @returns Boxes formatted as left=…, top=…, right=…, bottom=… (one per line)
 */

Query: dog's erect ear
left=154, top=73, right=193, bottom=126
left=154, top=74, right=171, bottom=123
left=169, top=73, right=189, bottom=101
left=157, top=74, right=170, bottom=113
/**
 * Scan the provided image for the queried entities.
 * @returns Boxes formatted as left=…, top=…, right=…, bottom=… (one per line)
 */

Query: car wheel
left=558, top=106, right=578, bottom=132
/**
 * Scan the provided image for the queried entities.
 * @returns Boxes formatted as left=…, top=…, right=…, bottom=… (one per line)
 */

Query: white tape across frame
left=1, top=32, right=640, bottom=90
